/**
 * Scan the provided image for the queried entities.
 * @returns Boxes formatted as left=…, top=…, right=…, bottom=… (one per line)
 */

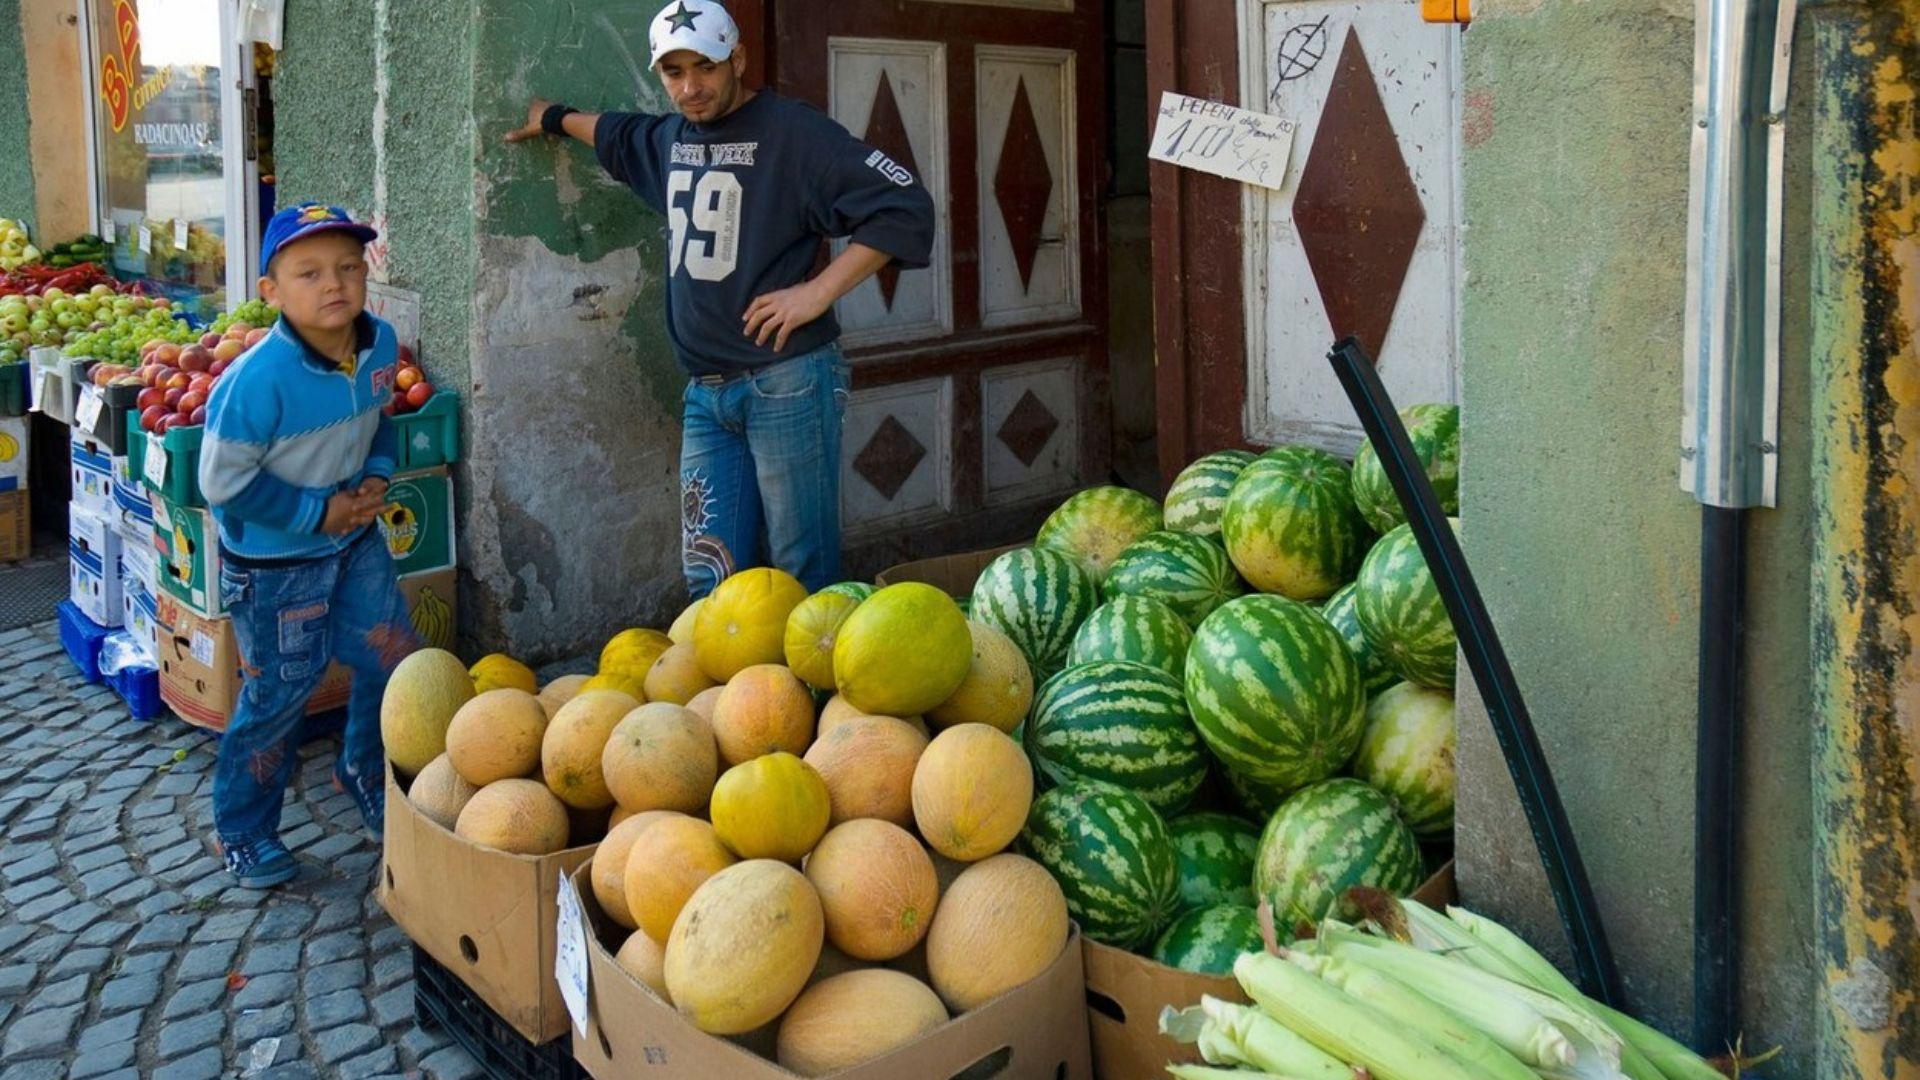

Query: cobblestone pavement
left=0, top=620, right=489, bottom=1080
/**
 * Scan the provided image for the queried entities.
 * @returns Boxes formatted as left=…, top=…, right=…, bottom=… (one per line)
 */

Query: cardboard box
left=69, top=502, right=124, bottom=628
left=379, top=467, right=456, bottom=576
left=567, top=862, right=1095, bottom=1080
left=121, top=537, right=158, bottom=598
left=0, top=489, right=27, bottom=563
left=120, top=579, right=161, bottom=664
left=110, top=453, right=155, bottom=535
left=381, top=765, right=596, bottom=1045
left=0, top=414, right=27, bottom=492
left=1081, top=863, right=1458, bottom=1080
left=873, top=544, right=1023, bottom=595
left=152, top=495, right=223, bottom=616
left=71, top=437, right=115, bottom=517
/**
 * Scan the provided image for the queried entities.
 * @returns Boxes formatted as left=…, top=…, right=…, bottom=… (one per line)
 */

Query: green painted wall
left=0, top=1, right=37, bottom=229
left=1453, top=1, right=1815, bottom=1070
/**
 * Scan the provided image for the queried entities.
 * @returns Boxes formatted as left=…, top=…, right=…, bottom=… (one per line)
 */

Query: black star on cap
left=664, top=2, right=701, bottom=31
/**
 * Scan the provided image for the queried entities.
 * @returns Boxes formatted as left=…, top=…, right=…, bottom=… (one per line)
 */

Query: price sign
left=174, top=220, right=189, bottom=250
left=137, top=226, right=152, bottom=254
left=1149, top=92, right=1297, bottom=190
left=76, top=386, right=104, bottom=433
left=144, top=439, right=169, bottom=489
left=102, top=218, right=116, bottom=243
left=555, top=872, right=592, bottom=1037
left=191, top=629, right=216, bottom=667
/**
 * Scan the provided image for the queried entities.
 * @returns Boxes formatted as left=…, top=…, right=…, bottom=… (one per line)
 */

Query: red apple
left=174, top=408, right=198, bottom=428
left=395, top=367, right=421, bottom=392
left=208, top=359, right=231, bottom=378
left=163, top=387, right=186, bottom=410
left=139, top=404, right=167, bottom=432
left=178, top=344, right=213, bottom=373
left=406, top=382, right=433, bottom=409
left=189, top=405, right=207, bottom=426
left=199, top=332, right=221, bottom=349
left=153, top=413, right=175, bottom=435
left=137, top=387, right=165, bottom=411
left=177, top=389, right=208, bottom=414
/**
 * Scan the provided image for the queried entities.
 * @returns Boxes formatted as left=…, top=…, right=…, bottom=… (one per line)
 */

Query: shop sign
left=1149, top=92, right=1296, bottom=190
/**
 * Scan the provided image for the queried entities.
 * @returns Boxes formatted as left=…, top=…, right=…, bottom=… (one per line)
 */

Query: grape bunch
left=210, top=299, right=278, bottom=336
left=62, top=299, right=196, bottom=365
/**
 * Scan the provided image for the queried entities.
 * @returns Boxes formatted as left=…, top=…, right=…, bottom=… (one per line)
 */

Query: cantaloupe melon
left=470, top=653, right=538, bottom=695
left=408, top=754, right=479, bottom=830
left=445, top=688, right=547, bottom=786
left=541, top=689, right=638, bottom=809
left=600, top=703, right=718, bottom=814
left=710, top=665, right=815, bottom=765
left=664, top=859, right=824, bottom=1035
left=783, top=591, right=864, bottom=691
left=600, top=628, right=674, bottom=681
left=381, top=648, right=477, bottom=774
left=615, top=930, right=670, bottom=998
left=832, top=583, right=973, bottom=717
left=643, top=643, right=717, bottom=705
left=709, top=752, right=831, bottom=862
left=668, top=598, right=705, bottom=645
left=537, top=674, right=592, bottom=719
left=685, top=685, right=723, bottom=721
left=776, top=969, right=948, bottom=1076
left=925, top=853, right=1068, bottom=1011
left=694, top=568, right=808, bottom=682
left=591, top=810, right=680, bottom=930
left=804, top=819, right=939, bottom=961
left=801, top=715, right=927, bottom=828
left=454, top=779, right=571, bottom=855
left=581, top=671, right=647, bottom=701
left=817, top=695, right=926, bottom=739
left=624, top=816, right=739, bottom=943
left=925, top=622, right=1033, bottom=733
left=911, top=724, right=1034, bottom=862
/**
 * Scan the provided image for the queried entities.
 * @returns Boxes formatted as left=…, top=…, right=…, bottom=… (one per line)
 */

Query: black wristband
left=541, top=103, right=579, bottom=136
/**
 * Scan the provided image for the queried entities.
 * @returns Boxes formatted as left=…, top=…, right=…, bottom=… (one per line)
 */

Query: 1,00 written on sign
left=1148, top=92, right=1297, bottom=190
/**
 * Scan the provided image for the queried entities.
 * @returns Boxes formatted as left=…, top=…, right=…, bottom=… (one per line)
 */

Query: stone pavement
left=0, top=620, right=489, bottom=1079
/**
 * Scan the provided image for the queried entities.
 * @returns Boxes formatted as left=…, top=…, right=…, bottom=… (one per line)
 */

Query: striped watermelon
left=1168, top=811, right=1260, bottom=910
left=819, top=581, right=878, bottom=602
left=1221, top=767, right=1292, bottom=821
left=1163, top=450, right=1258, bottom=539
left=1036, top=486, right=1164, bottom=579
left=1184, top=595, right=1367, bottom=796
left=1220, top=446, right=1369, bottom=602
left=968, top=546, right=1100, bottom=682
left=1151, top=904, right=1264, bottom=975
left=1253, top=778, right=1424, bottom=926
left=1068, top=595, right=1194, bottom=679
left=1027, top=661, right=1206, bottom=813
left=1319, top=582, right=1398, bottom=697
left=1021, top=781, right=1180, bottom=949
left=1353, top=682, right=1456, bottom=837
left=1354, top=521, right=1458, bottom=690
left=1102, top=531, right=1246, bottom=629
left=1350, top=404, right=1460, bottom=534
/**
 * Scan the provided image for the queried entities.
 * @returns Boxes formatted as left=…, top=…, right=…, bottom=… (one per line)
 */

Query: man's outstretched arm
left=503, top=99, right=601, bottom=146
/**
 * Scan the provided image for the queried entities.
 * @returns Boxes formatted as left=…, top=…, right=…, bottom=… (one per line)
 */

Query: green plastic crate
left=127, top=418, right=206, bottom=509
left=392, top=390, right=460, bottom=471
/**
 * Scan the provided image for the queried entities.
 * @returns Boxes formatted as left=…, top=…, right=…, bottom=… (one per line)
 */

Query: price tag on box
left=174, top=220, right=189, bottom=250
left=76, top=386, right=104, bottom=432
left=144, top=439, right=169, bottom=489
left=137, top=226, right=152, bottom=254
left=555, top=871, right=592, bottom=1037
left=102, top=218, right=116, bottom=243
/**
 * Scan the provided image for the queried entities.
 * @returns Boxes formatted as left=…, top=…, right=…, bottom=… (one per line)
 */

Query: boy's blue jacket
left=198, top=312, right=399, bottom=561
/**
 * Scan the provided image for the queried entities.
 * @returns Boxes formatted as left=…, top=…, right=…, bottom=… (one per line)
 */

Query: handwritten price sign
left=1149, top=92, right=1297, bottom=190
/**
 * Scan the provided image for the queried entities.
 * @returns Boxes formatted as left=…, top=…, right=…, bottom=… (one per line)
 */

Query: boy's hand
left=321, top=490, right=387, bottom=535
left=504, top=99, right=555, bottom=143
left=356, top=477, right=390, bottom=500
left=743, top=281, right=834, bottom=353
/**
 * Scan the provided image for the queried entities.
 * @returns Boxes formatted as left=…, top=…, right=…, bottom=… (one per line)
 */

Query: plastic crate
left=106, top=663, right=164, bottom=721
left=411, top=946, right=586, bottom=1080
left=73, top=381, right=138, bottom=456
left=126, top=418, right=206, bottom=508
left=0, top=360, right=26, bottom=416
left=58, top=600, right=114, bottom=684
left=28, top=347, right=88, bottom=426
left=393, top=390, right=460, bottom=471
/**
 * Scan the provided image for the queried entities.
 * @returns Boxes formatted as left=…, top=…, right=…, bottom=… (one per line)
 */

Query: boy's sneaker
left=334, top=763, right=384, bottom=842
left=224, top=837, right=298, bottom=889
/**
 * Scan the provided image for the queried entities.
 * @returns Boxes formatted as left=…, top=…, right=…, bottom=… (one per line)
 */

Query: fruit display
left=387, top=343, right=438, bottom=416
left=1354, top=520, right=1460, bottom=690
left=0, top=283, right=189, bottom=367
left=0, top=219, right=40, bottom=269
left=1163, top=449, right=1257, bottom=539
left=1103, top=529, right=1246, bottom=628
left=1026, top=660, right=1206, bottom=813
left=116, top=316, right=274, bottom=436
left=1221, top=446, right=1369, bottom=602
left=1036, top=484, right=1165, bottom=579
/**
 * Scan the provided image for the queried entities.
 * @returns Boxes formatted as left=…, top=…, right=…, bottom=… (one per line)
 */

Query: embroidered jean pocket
left=750, top=357, right=818, bottom=401
left=218, top=564, right=251, bottom=611
left=275, top=599, right=332, bottom=682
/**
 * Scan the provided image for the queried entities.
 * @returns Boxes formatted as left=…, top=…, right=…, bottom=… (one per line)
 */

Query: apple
left=212, top=339, right=244, bottom=363
left=152, top=413, right=175, bottom=435
left=164, top=371, right=190, bottom=391
left=179, top=344, right=213, bottom=373
left=189, top=405, right=207, bottom=426
left=395, top=367, right=421, bottom=392
left=137, top=387, right=165, bottom=411
left=244, top=328, right=268, bottom=348
left=406, top=382, right=433, bottom=409
left=178, top=389, right=208, bottom=414
left=173, top=408, right=198, bottom=428
left=139, top=404, right=167, bottom=432
left=208, top=359, right=231, bottom=378
left=199, top=332, right=221, bottom=349
left=153, top=343, right=180, bottom=365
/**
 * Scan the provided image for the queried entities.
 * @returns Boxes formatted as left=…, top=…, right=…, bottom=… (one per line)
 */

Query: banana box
left=0, top=414, right=27, bottom=492
left=378, top=467, right=456, bottom=576
left=70, top=437, right=114, bottom=516
left=110, top=452, right=154, bottom=537
left=151, top=494, right=223, bottom=618
left=69, top=501, right=124, bottom=628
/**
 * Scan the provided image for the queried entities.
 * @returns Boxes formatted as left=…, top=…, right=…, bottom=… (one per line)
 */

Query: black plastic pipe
left=1693, top=504, right=1745, bottom=1054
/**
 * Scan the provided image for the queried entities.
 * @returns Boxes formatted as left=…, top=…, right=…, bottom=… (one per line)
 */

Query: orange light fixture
left=1421, top=0, right=1471, bottom=23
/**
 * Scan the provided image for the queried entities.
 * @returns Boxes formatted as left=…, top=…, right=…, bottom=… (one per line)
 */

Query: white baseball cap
left=649, top=1, right=741, bottom=67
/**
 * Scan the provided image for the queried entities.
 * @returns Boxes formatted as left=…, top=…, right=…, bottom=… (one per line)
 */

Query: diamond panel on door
left=977, top=46, right=1080, bottom=329
left=829, top=38, right=953, bottom=347
left=842, top=376, right=953, bottom=531
left=981, top=357, right=1080, bottom=505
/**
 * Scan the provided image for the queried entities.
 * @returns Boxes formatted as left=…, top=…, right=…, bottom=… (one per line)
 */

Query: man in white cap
left=506, top=0, right=935, bottom=598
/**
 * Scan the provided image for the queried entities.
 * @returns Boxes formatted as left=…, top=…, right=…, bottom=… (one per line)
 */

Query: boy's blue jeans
left=680, top=343, right=850, bottom=598
left=211, top=525, right=418, bottom=849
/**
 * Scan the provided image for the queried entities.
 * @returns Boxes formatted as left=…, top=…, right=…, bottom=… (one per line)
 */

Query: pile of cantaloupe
left=378, top=567, right=1068, bottom=1076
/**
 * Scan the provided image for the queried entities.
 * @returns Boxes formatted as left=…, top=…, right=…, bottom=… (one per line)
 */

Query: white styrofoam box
left=70, top=438, right=114, bottom=517
left=110, top=454, right=153, bottom=531
left=69, top=502, right=125, bottom=628
left=0, top=414, right=27, bottom=493
left=121, top=580, right=160, bottom=663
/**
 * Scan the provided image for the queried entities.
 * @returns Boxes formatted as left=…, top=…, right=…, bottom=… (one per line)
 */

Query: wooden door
left=775, top=0, right=1109, bottom=565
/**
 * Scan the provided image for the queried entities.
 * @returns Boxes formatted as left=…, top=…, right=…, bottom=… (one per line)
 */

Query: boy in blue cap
left=198, top=202, right=418, bottom=888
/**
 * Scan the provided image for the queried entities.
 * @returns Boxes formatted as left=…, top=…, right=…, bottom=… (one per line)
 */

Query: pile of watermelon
left=979, top=404, right=1462, bottom=976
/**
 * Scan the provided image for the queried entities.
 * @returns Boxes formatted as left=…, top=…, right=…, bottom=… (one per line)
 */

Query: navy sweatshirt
left=595, top=91, right=936, bottom=375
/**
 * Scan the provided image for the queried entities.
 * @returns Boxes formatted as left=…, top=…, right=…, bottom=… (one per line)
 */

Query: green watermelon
left=1254, top=778, right=1424, bottom=927
left=1163, top=450, right=1258, bottom=539
left=1220, top=446, right=1369, bottom=602
left=819, top=581, right=878, bottom=602
left=1184, top=595, right=1367, bottom=795
left=1353, top=682, right=1456, bottom=837
left=1027, top=661, right=1206, bottom=813
left=1350, top=404, right=1460, bottom=534
left=1168, top=811, right=1260, bottom=909
left=1319, top=582, right=1397, bottom=697
left=1036, top=486, right=1164, bottom=579
left=1151, top=904, right=1264, bottom=975
left=969, top=546, right=1100, bottom=682
left=1221, top=767, right=1291, bottom=821
left=1102, top=531, right=1246, bottom=629
left=1354, top=521, right=1458, bottom=690
left=1068, top=595, right=1193, bottom=679
left=1022, top=781, right=1180, bottom=949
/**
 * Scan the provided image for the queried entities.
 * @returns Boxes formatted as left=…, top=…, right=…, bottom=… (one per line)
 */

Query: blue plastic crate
left=106, top=663, right=164, bottom=721
left=58, top=600, right=114, bottom=684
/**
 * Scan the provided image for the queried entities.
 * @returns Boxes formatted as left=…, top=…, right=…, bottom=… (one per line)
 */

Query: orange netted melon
left=664, top=860, right=824, bottom=1035
left=801, top=715, right=927, bottom=828
left=817, top=695, right=926, bottom=739
left=643, top=643, right=718, bottom=705
left=537, top=674, right=592, bottom=720
left=624, top=816, right=739, bottom=943
left=710, top=664, right=815, bottom=766
left=911, top=723, right=1033, bottom=862
left=445, top=688, right=547, bottom=786
left=615, top=930, right=670, bottom=997
left=591, top=809, right=680, bottom=930
left=925, top=621, right=1033, bottom=733
left=776, top=969, right=948, bottom=1076
left=540, top=689, right=637, bottom=809
left=600, top=703, right=718, bottom=814
left=804, top=819, right=939, bottom=961
left=380, top=648, right=477, bottom=775
left=925, top=853, right=1068, bottom=1011
left=408, top=753, right=479, bottom=830
left=454, top=779, right=571, bottom=855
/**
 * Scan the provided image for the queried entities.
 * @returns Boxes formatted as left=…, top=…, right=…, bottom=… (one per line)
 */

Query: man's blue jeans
left=680, top=344, right=850, bottom=598
left=211, top=526, right=418, bottom=849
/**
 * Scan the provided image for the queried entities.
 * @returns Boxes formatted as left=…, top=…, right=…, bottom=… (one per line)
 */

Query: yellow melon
left=380, top=648, right=477, bottom=775
left=668, top=598, right=705, bottom=645
left=643, top=643, right=718, bottom=705
left=408, top=753, right=479, bottom=830
left=600, top=703, right=717, bottom=814
left=608, top=803, right=636, bottom=829
left=832, top=583, right=973, bottom=717
left=710, top=752, right=831, bottom=862
left=711, top=664, right=815, bottom=766
left=624, top=816, right=738, bottom=943
left=592, top=810, right=681, bottom=930
left=776, top=969, right=948, bottom=1076
left=694, top=568, right=808, bottom=682
left=817, top=695, right=926, bottom=739
left=470, top=653, right=538, bottom=695
left=581, top=671, right=647, bottom=701
left=801, top=715, right=927, bottom=828
left=444, top=688, right=547, bottom=786
left=925, top=622, right=1033, bottom=733
left=454, top=779, right=571, bottom=855
left=783, top=591, right=863, bottom=691
left=537, top=674, right=592, bottom=720
left=600, top=628, right=674, bottom=680
left=911, top=724, right=1033, bottom=862
left=804, top=819, right=939, bottom=961
left=925, top=853, right=1068, bottom=1011
left=541, top=689, right=638, bottom=809
left=615, top=930, right=670, bottom=998
left=684, top=685, right=723, bottom=721
left=664, top=860, right=824, bottom=1035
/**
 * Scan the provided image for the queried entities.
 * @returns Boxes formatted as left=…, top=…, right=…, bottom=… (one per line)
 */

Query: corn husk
left=1158, top=997, right=1353, bottom=1080
left=1233, top=951, right=1488, bottom=1080
left=1166, top=1065, right=1313, bottom=1080
left=1285, top=950, right=1539, bottom=1080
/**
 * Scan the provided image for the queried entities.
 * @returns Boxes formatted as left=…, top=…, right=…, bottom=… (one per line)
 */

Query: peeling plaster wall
left=0, top=1, right=37, bottom=226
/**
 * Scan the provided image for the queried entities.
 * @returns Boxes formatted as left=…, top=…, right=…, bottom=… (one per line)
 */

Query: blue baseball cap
left=259, top=203, right=378, bottom=272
